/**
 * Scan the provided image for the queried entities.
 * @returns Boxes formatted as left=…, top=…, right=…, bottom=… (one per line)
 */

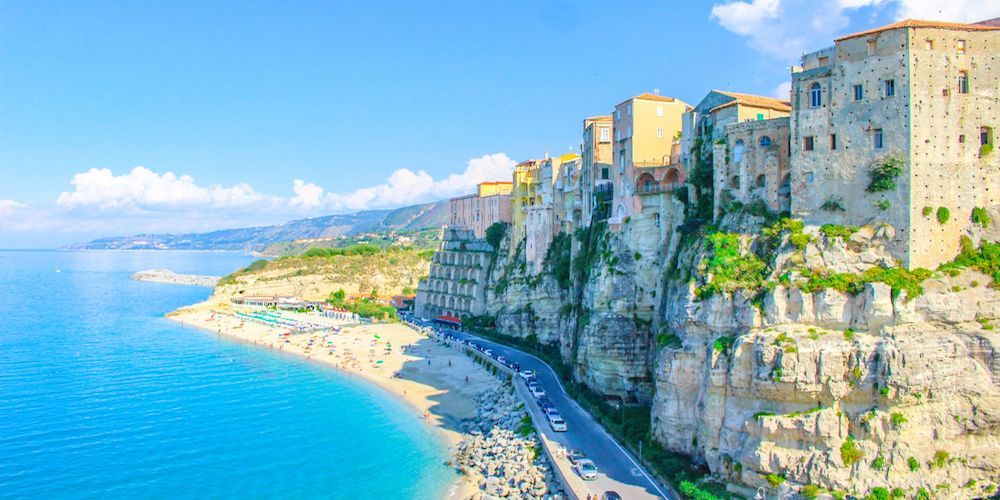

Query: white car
left=529, top=385, right=545, bottom=399
left=497, top=356, right=506, bottom=364
left=574, top=458, right=597, bottom=480
left=548, top=415, right=567, bottom=432
left=519, top=370, right=535, bottom=380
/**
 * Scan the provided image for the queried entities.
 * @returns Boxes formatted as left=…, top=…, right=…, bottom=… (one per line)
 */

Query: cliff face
left=481, top=204, right=1000, bottom=497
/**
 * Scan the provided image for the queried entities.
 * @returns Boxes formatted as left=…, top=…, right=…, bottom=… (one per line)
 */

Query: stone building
left=683, top=91, right=792, bottom=216
left=610, top=93, right=690, bottom=223
left=789, top=19, right=1000, bottom=269
left=712, top=117, right=792, bottom=218
left=554, top=154, right=582, bottom=234
left=449, top=181, right=513, bottom=238
left=413, top=228, right=494, bottom=320
left=580, top=116, right=614, bottom=223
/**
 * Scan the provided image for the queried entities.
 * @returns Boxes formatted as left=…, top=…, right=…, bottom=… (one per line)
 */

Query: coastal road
left=420, top=321, right=674, bottom=500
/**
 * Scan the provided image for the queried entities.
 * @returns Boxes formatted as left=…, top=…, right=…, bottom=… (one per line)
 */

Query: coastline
left=168, top=302, right=497, bottom=499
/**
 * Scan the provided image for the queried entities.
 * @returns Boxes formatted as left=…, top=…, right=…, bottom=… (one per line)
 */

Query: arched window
left=759, top=136, right=772, bottom=147
left=733, top=140, right=745, bottom=164
left=809, top=83, right=822, bottom=107
left=755, top=174, right=766, bottom=188
left=730, top=175, right=740, bottom=189
left=616, top=203, right=627, bottom=219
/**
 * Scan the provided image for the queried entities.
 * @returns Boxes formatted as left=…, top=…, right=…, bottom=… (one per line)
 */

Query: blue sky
left=1, top=0, right=994, bottom=247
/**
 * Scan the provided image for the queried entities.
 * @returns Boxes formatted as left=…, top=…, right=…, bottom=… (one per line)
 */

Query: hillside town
left=417, top=17, right=999, bottom=322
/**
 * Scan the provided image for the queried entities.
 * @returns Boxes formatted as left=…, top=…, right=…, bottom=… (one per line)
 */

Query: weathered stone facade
left=713, top=117, right=792, bottom=218
left=790, top=21, right=1000, bottom=269
left=414, top=228, right=493, bottom=319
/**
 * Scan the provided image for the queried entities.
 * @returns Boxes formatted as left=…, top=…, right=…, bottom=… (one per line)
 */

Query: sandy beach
left=168, top=303, right=499, bottom=499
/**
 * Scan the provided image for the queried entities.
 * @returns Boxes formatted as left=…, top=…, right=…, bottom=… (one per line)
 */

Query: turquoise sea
left=0, top=250, right=454, bottom=499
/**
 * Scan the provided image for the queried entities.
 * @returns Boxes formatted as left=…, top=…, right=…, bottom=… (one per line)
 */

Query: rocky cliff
left=478, top=203, right=1000, bottom=498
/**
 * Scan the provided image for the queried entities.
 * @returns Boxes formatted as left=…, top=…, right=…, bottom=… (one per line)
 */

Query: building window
left=656, top=106, right=663, bottom=117
left=957, top=39, right=966, bottom=54
left=627, top=126, right=632, bottom=137
left=809, top=83, right=822, bottom=107
left=615, top=130, right=620, bottom=141
left=818, top=56, right=829, bottom=66
left=733, top=140, right=744, bottom=163
left=627, top=104, right=632, bottom=115
left=925, top=39, right=934, bottom=50
left=759, top=136, right=772, bottom=147
left=958, top=71, right=969, bottom=94
left=983, top=126, right=994, bottom=147
left=853, top=84, right=864, bottom=101
left=867, top=39, right=877, bottom=55
left=657, top=128, right=663, bottom=138
left=884, top=80, right=895, bottom=97
left=959, top=134, right=966, bottom=143
left=804, top=136, right=815, bottom=151
left=601, top=167, right=609, bottom=180
left=830, top=134, right=837, bottom=150
left=599, top=127, right=610, bottom=142
left=873, top=128, right=884, bottom=149
left=806, top=172, right=815, bottom=183
left=756, top=113, right=764, bottom=121
left=615, top=110, right=621, bottom=120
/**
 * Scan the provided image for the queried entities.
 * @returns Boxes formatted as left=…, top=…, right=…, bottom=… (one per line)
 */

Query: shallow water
left=0, top=250, right=454, bottom=499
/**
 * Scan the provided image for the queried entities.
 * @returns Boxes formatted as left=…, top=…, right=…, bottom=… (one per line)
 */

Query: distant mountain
left=65, top=200, right=450, bottom=252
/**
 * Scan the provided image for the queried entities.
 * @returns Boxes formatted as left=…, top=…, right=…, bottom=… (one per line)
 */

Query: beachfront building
left=682, top=90, right=792, bottom=217
left=581, top=116, right=614, bottom=223
left=414, top=228, right=494, bottom=320
left=610, top=93, right=690, bottom=223
left=788, top=18, right=1000, bottom=269
left=449, top=181, right=513, bottom=238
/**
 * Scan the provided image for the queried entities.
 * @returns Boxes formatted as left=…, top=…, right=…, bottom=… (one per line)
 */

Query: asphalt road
left=415, top=320, right=674, bottom=500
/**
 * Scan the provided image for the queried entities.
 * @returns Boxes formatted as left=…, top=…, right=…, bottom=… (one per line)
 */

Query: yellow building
left=610, top=93, right=691, bottom=222
left=511, top=159, right=543, bottom=256
left=477, top=181, right=513, bottom=197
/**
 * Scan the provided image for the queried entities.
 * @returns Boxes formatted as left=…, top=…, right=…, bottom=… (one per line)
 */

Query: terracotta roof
left=615, top=93, right=678, bottom=107
left=975, top=17, right=1000, bottom=27
left=584, top=115, right=613, bottom=123
left=712, top=91, right=791, bottom=113
left=836, top=19, right=1000, bottom=41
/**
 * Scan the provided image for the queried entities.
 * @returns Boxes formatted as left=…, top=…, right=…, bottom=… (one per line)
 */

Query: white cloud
left=895, top=0, right=1000, bottom=23
left=290, top=179, right=325, bottom=208
left=324, top=153, right=516, bottom=211
left=56, top=166, right=270, bottom=212
left=710, top=0, right=998, bottom=61
left=772, top=81, right=792, bottom=100
left=0, top=199, right=28, bottom=218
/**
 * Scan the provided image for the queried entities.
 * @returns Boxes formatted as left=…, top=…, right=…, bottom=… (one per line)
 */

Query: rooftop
left=712, top=90, right=791, bottom=113
left=835, top=18, right=1000, bottom=41
left=616, top=92, right=678, bottom=107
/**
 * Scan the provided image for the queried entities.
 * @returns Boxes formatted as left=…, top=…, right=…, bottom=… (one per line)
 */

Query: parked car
left=536, top=398, right=553, bottom=410
left=497, top=356, right=506, bottom=364
left=567, top=449, right=586, bottom=465
left=601, top=492, right=622, bottom=500
left=510, top=362, right=521, bottom=372
left=519, top=370, right=535, bottom=380
left=548, top=415, right=567, bottom=432
left=574, top=458, right=597, bottom=480
left=529, top=385, right=545, bottom=399
left=544, top=407, right=560, bottom=418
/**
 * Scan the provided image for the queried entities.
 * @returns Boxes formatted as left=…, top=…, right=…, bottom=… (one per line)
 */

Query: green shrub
left=907, top=456, right=920, bottom=471
left=678, top=480, right=721, bottom=500
left=874, top=199, right=892, bottom=210
left=753, top=411, right=775, bottom=421
left=964, top=479, right=976, bottom=489
left=890, top=487, right=905, bottom=499
left=801, top=484, right=821, bottom=499
left=915, top=487, right=930, bottom=499
left=656, top=332, right=682, bottom=348
left=696, top=232, right=768, bottom=299
left=982, top=143, right=995, bottom=156
left=844, top=328, right=856, bottom=341
left=485, top=222, right=507, bottom=249
left=821, top=197, right=846, bottom=212
left=820, top=224, right=859, bottom=241
left=872, top=455, right=885, bottom=470
left=879, top=386, right=891, bottom=398
left=790, top=232, right=812, bottom=250
left=937, top=206, right=950, bottom=224
left=866, top=487, right=890, bottom=500
left=931, top=450, right=949, bottom=469
left=841, top=436, right=864, bottom=467
left=972, top=207, right=991, bottom=228
left=765, top=473, right=785, bottom=487
left=939, top=240, right=1000, bottom=286
left=713, top=336, right=736, bottom=356
left=867, top=156, right=905, bottom=192
left=890, top=412, right=907, bottom=428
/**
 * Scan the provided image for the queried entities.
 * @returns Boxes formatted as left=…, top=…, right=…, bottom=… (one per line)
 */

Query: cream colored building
left=449, top=181, right=513, bottom=238
left=581, top=116, right=614, bottom=223
left=610, top=93, right=691, bottom=223
left=789, top=19, right=1000, bottom=269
